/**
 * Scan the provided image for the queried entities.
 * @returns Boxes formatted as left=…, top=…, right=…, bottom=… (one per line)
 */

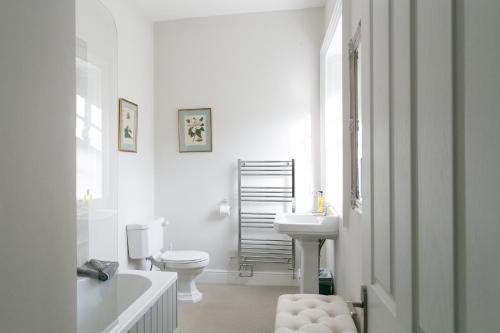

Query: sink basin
left=273, top=212, right=339, bottom=240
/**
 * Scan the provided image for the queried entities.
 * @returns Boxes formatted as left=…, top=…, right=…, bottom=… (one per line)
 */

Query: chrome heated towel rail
left=238, top=159, right=296, bottom=277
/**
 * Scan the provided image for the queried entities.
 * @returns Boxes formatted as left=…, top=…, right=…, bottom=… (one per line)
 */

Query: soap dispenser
left=83, top=189, right=93, bottom=207
left=316, top=190, right=325, bottom=214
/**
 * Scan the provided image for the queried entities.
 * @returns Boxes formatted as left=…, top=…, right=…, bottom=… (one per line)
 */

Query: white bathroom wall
left=0, top=0, right=76, bottom=332
left=324, top=0, right=337, bottom=28
left=319, top=0, right=342, bottom=277
left=154, top=8, right=323, bottom=277
left=100, top=0, right=155, bottom=269
left=321, top=0, right=365, bottom=301
left=335, top=0, right=365, bottom=301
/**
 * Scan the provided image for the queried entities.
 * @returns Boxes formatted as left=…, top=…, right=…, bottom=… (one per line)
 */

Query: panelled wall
left=127, top=283, right=178, bottom=333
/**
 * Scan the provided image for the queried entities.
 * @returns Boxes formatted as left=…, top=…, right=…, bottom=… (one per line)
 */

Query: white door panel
left=362, top=0, right=454, bottom=332
left=415, top=1, right=455, bottom=332
left=371, top=0, right=392, bottom=295
left=363, top=0, right=412, bottom=332
left=354, top=0, right=499, bottom=331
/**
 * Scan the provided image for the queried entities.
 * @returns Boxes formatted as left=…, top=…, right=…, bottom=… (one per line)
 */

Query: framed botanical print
left=178, top=108, right=212, bottom=152
left=118, top=98, right=138, bottom=153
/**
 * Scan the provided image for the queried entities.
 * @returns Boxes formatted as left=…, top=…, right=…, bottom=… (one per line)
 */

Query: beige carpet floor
left=178, top=284, right=299, bottom=333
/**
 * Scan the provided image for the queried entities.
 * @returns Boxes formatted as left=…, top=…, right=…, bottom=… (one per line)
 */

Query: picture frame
left=178, top=108, right=212, bottom=153
left=118, top=98, right=138, bottom=153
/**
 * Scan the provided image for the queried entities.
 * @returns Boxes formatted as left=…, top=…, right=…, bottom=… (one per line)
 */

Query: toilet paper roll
left=219, top=203, right=231, bottom=217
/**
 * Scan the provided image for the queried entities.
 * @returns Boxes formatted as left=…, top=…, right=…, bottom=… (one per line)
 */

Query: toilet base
left=160, top=265, right=205, bottom=303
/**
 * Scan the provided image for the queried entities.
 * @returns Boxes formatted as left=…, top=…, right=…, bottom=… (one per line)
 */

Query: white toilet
left=126, top=217, right=209, bottom=303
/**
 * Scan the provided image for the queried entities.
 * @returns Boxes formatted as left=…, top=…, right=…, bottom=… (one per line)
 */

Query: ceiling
left=132, top=0, right=326, bottom=22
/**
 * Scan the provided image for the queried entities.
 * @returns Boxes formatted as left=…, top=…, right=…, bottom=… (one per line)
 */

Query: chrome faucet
left=323, top=202, right=331, bottom=216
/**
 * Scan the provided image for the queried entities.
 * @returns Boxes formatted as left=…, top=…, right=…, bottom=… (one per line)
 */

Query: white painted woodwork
left=371, top=0, right=392, bottom=295
left=363, top=0, right=455, bottom=332
left=362, top=0, right=412, bottom=332
left=324, top=1, right=499, bottom=331
left=457, top=1, right=500, bottom=331
left=415, top=1, right=455, bottom=332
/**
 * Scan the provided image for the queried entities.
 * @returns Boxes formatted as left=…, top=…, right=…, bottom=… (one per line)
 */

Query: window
left=324, top=16, right=343, bottom=213
left=76, top=46, right=105, bottom=201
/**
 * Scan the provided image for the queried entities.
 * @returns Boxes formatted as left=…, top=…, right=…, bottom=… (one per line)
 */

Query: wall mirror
left=349, top=22, right=362, bottom=210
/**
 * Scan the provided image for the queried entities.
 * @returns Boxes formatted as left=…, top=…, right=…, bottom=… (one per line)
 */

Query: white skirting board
left=198, top=269, right=300, bottom=286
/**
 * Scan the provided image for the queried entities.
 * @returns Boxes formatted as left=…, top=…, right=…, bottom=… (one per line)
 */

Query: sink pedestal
left=297, top=239, right=320, bottom=294
left=273, top=212, right=339, bottom=294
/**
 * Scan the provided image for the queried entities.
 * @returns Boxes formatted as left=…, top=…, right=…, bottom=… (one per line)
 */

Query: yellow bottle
left=317, top=191, right=325, bottom=214
left=83, top=189, right=93, bottom=207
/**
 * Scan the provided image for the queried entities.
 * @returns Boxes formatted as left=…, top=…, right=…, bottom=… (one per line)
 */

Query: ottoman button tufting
left=275, top=294, right=358, bottom=333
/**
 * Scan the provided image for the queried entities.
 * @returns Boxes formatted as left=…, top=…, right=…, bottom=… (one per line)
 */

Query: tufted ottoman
left=275, top=294, right=358, bottom=333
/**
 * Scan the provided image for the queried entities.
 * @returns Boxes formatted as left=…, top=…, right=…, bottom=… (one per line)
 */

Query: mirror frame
left=349, top=22, right=362, bottom=210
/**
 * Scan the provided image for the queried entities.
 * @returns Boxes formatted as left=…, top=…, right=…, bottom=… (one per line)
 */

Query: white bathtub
left=78, top=270, right=178, bottom=333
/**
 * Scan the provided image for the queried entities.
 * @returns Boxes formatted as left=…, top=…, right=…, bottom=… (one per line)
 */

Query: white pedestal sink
left=274, top=212, right=339, bottom=294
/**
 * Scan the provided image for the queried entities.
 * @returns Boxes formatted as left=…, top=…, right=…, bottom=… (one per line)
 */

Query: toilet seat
left=160, top=250, right=209, bottom=264
left=152, top=250, right=210, bottom=270
left=159, top=251, right=209, bottom=274
left=157, top=250, right=210, bottom=270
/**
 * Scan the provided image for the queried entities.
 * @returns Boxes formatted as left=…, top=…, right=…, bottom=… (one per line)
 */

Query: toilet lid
left=160, top=250, right=209, bottom=263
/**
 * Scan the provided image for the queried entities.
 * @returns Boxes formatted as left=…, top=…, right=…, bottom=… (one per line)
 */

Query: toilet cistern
left=274, top=212, right=339, bottom=294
